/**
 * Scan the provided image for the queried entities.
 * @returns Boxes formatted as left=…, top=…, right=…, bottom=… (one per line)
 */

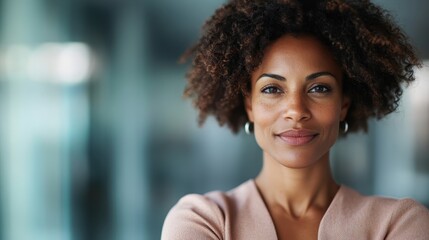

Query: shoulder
left=161, top=193, right=225, bottom=240
left=161, top=180, right=257, bottom=240
left=385, top=198, right=429, bottom=239
left=340, top=186, right=429, bottom=219
left=325, top=185, right=429, bottom=239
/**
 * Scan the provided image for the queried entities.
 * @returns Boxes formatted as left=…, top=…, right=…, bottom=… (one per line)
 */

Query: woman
left=162, top=0, right=429, bottom=239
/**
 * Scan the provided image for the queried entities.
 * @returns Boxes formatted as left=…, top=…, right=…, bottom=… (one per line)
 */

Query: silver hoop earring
left=244, top=122, right=253, bottom=135
left=343, top=121, right=349, bottom=133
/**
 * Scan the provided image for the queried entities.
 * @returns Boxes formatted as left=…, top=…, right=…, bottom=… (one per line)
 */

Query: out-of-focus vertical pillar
left=0, top=0, right=80, bottom=239
left=0, top=1, right=50, bottom=239
left=111, top=2, right=150, bottom=240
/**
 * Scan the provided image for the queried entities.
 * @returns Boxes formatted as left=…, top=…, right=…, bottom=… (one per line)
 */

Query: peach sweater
left=162, top=180, right=429, bottom=239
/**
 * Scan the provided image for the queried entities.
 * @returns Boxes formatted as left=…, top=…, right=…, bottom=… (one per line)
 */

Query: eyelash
left=309, top=85, right=331, bottom=93
left=261, top=85, right=283, bottom=94
left=260, top=84, right=332, bottom=94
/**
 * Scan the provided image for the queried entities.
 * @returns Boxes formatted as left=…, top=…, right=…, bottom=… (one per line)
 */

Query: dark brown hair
left=183, top=0, right=421, bottom=134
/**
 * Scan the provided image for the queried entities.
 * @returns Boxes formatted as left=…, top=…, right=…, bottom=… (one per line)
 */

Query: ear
left=245, top=94, right=254, bottom=122
left=340, top=95, right=350, bottom=121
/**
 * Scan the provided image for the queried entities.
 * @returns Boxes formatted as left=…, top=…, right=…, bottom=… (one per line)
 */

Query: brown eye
left=262, top=86, right=283, bottom=94
left=309, top=85, right=331, bottom=93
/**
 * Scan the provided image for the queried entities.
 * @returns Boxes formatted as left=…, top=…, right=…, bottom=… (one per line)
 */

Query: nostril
left=283, top=99, right=311, bottom=121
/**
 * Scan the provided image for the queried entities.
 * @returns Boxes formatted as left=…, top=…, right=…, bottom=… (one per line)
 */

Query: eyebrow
left=257, top=71, right=336, bottom=82
left=305, top=71, right=336, bottom=81
left=257, top=73, right=286, bottom=81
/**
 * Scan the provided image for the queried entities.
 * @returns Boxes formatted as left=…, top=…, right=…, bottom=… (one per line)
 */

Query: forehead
left=254, top=34, right=342, bottom=77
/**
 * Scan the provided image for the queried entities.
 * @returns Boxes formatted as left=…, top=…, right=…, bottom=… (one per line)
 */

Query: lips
left=276, top=129, right=318, bottom=146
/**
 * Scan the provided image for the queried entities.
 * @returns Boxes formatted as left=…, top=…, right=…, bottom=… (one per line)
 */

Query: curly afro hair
left=183, top=0, right=421, bottom=134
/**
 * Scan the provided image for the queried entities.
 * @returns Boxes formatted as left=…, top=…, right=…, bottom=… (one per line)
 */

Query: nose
left=282, top=92, right=311, bottom=122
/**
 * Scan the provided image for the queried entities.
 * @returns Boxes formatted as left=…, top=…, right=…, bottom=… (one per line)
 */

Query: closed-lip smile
left=276, top=129, right=319, bottom=146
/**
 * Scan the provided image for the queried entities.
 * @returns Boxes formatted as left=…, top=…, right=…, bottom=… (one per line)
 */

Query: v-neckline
left=247, top=179, right=344, bottom=240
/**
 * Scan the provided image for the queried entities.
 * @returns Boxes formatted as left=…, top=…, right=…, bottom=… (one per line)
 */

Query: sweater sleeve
left=161, top=194, right=225, bottom=240
left=385, top=199, right=429, bottom=240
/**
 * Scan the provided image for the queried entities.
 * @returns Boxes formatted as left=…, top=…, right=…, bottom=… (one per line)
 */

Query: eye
left=261, top=85, right=283, bottom=94
left=309, top=85, right=331, bottom=93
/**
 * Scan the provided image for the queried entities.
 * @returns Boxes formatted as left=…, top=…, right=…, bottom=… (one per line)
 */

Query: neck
left=255, top=152, right=339, bottom=219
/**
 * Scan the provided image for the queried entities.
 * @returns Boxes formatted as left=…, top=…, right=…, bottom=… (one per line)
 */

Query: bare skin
left=255, top=153, right=339, bottom=240
left=245, top=35, right=350, bottom=240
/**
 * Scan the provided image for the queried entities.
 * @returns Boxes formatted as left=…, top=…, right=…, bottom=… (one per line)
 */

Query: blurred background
left=0, top=0, right=428, bottom=239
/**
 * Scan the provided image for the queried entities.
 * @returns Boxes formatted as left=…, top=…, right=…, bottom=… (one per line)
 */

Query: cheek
left=251, top=99, right=280, bottom=146
left=252, top=98, right=281, bottom=127
left=322, top=106, right=340, bottom=121
left=316, top=104, right=342, bottom=132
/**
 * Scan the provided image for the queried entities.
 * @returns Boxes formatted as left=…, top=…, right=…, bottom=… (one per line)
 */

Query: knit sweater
left=162, top=180, right=429, bottom=239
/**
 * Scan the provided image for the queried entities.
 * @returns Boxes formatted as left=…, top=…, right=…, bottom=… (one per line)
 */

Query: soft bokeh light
left=1, top=42, right=93, bottom=84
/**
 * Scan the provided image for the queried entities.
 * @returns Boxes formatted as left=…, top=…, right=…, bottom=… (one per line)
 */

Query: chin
left=278, top=158, right=320, bottom=169
left=268, top=150, right=329, bottom=169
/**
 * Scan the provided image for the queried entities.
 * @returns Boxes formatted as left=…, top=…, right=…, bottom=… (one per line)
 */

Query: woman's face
left=246, top=35, right=350, bottom=169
